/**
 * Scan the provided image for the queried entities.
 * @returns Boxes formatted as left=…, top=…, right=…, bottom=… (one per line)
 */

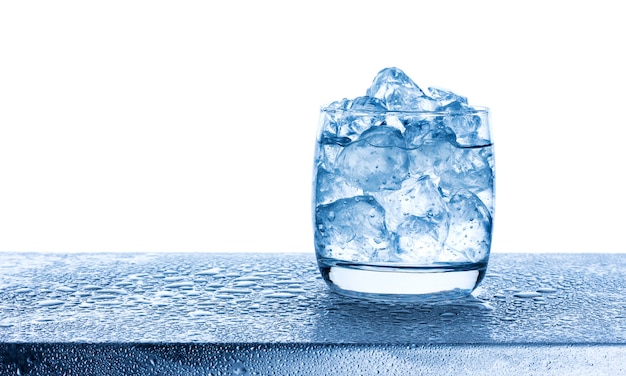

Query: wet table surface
left=0, top=252, right=625, bottom=375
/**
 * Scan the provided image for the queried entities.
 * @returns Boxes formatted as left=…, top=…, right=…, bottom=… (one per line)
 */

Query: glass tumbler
left=312, top=106, right=494, bottom=302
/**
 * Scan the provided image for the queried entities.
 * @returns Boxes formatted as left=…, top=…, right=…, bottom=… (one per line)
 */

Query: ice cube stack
left=314, top=67, right=494, bottom=265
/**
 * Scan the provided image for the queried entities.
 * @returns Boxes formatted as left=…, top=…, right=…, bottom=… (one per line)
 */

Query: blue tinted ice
left=373, top=176, right=449, bottom=263
left=315, top=168, right=362, bottom=205
left=404, top=117, right=457, bottom=147
left=314, top=67, right=494, bottom=267
left=372, top=176, right=448, bottom=234
left=349, top=96, right=387, bottom=112
left=440, top=190, right=492, bottom=263
left=315, top=196, right=392, bottom=262
left=436, top=148, right=493, bottom=193
left=334, top=126, right=409, bottom=192
left=428, top=86, right=468, bottom=111
left=366, top=67, right=436, bottom=111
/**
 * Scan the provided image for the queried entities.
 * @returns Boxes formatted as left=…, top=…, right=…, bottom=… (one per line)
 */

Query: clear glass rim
left=320, top=105, right=489, bottom=116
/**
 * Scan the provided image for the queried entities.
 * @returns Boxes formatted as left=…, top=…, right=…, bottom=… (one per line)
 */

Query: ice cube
left=436, top=147, right=494, bottom=195
left=335, top=125, right=409, bottom=192
left=428, top=86, right=469, bottom=112
left=366, top=67, right=437, bottom=111
left=326, top=98, right=352, bottom=110
left=314, top=196, right=393, bottom=262
left=373, top=175, right=449, bottom=233
left=439, top=190, right=492, bottom=263
left=444, top=113, right=490, bottom=146
left=403, top=117, right=457, bottom=178
left=319, top=106, right=385, bottom=141
left=348, top=96, right=387, bottom=112
left=316, top=135, right=351, bottom=171
left=315, top=167, right=363, bottom=205
left=403, top=117, right=457, bottom=148
left=374, top=176, right=449, bottom=263
left=393, top=216, right=445, bottom=264
left=427, top=87, right=491, bottom=147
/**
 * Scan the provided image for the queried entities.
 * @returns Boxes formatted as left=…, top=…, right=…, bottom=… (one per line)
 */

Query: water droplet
left=205, top=283, right=224, bottom=290
left=190, top=310, right=212, bottom=316
left=234, top=276, right=264, bottom=282
left=232, top=364, right=248, bottom=375
left=34, top=317, right=55, bottom=323
left=96, top=288, right=127, bottom=295
left=94, top=300, right=121, bottom=307
left=56, top=286, right=76, bottom=293
left=90, top=293, right=120, bottom=300
left=536, top=287, right=557, bottom=293
left=219, top=288, right=252, bottom=295
left=265, top=292, right=296, bottom=299
left=37, top=299, right=65, bottom=307
left=283, top=288, right=306, bottom=294
left=214, top=294, right=235, bottom=299
left=164, top=282, right=195, bottom=289
left=233, top=281, right=257, bottom=288
left=513, top=291, right=542, bottom=298
left=196, top=268, right=221, bottom=276
left=163, top=276, right=185, bottom=282
left=151, top=299, right=169, bottom=307
left=275, top=280, right=305, bottom=286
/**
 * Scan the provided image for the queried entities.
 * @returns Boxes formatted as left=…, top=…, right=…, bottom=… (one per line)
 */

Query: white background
left=1, top=1, right=624, bottom=254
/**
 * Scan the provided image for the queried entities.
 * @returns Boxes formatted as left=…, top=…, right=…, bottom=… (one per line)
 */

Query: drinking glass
left=312, top=106, right=494, bottom=302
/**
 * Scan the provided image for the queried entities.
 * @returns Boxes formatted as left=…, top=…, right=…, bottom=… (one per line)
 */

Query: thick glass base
left=318, top=258, right=488, bottom=303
